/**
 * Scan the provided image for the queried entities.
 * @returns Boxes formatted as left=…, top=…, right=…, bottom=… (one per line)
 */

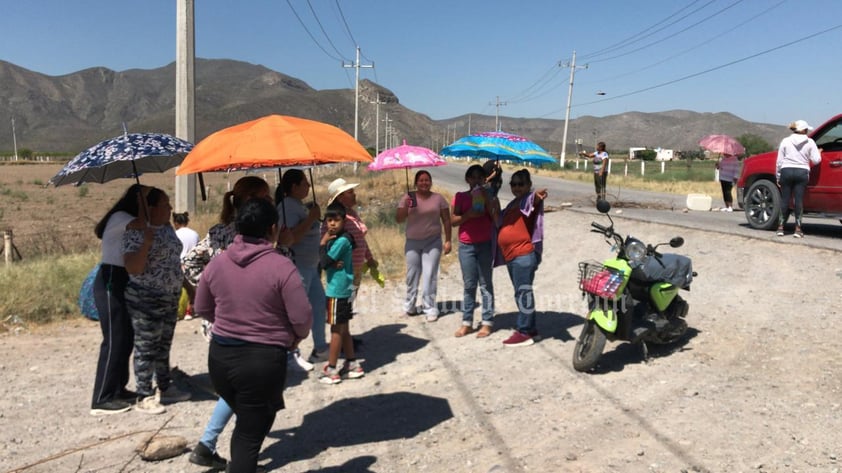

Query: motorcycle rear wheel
left=572, top=319, right=607, bottom=372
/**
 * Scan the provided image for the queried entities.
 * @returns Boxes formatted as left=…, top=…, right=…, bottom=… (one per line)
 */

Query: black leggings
left=719, top=180, right=734, bottom=206
left=91, top=264, right=132, bottom=406
left=779, top=167, right=809, bottom=226
left=209, top=340, right=287, bottom=473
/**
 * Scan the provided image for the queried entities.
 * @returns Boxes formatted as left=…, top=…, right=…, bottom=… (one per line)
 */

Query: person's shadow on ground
left=262, top=392, right=453, bottom=470
left=492, top=310, right=581, bottom=343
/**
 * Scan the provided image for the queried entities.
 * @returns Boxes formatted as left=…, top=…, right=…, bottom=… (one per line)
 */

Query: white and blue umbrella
left=440, top=131, right=556, bottom=165
left=49, top=132, right=194, bottom=187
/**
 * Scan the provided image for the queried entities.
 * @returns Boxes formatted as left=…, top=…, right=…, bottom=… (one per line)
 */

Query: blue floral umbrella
left=49, top=132, right=194, bottom=187
left=439, top=131, right=556, bottom=165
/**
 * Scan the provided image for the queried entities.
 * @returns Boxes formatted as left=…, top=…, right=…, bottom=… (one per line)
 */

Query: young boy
left=319, top=202, right=365, bottom=384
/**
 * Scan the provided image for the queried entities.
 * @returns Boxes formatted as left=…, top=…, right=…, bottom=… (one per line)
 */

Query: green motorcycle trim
left=602, top=258, right=632, bottom=295
left=589, top=308, right=618, bottom=333
left=649, top=282, right=678, bottom=311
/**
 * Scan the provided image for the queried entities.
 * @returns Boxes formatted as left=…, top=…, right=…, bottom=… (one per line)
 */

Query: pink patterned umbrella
left=699, top=134, right=745, bottom=156
left=368, top=140, right=447, bottom=190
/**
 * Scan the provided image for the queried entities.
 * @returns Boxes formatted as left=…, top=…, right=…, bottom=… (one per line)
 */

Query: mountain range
left=0, top=58, right=787, bottom=155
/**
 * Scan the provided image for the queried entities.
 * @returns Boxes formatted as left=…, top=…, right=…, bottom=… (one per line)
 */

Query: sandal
left=476, top=325, right=493, bottom=338
left=454, top=326, right=473, bottom=338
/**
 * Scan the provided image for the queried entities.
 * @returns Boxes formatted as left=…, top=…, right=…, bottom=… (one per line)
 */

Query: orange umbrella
left=176, top=114, right=371, bottom=175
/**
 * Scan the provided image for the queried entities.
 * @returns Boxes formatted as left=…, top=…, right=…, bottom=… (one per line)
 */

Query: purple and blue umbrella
left=49, top=132, right=194, bottom=187
left=368, top=140, right=447, bottom=190
left=439, top=131, right=556, bottom=165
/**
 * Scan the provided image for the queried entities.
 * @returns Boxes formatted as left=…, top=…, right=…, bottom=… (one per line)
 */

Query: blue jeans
left=458, top=241, right=495, bottom=326
left=199, top=397, right=234, bottom=452
left=297, top=263, right=327, bottom=351
left=506, top=252, right=540, bottom=334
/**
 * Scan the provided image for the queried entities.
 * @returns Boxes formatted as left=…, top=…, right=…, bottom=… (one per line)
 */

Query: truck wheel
left=572, top=320, right=606, bottom=372
left=744, top=180, right=781, bottom=230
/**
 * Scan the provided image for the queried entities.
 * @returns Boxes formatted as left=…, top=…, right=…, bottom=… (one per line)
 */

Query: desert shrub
left=0, top=252, right=98, bottom=327
left=77, top=185, right=89, bottom=198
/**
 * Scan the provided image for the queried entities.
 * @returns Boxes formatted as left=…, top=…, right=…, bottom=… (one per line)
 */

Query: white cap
left=789, top=120, right=813, bottom=132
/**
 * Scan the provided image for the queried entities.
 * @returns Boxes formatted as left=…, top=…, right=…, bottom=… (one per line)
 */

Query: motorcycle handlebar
left=591, top=222, right=609, bottom=233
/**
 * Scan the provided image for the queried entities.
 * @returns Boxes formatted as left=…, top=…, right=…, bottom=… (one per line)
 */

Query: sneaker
left=189, top=442, right=227, bottom=470
left=291, top=349, right=314, bottom=372
left=725, top=207, right=733, bottom=212
left=776, top=226, right=785, bottom=237
left=308, top=348, right=330, bottom=364
left=340, top=360, right=365, bottom=379
left=794, top=227, right=804, bottom=238
left=90, top=400, right=131, bottom=416
left=160, top=385, right=191, bottom=403
left=135, top=391, right=166, bottom=415
left=201, top=320, right=213, bottom=342
left=502, top=331, right=535, bottom=347
left=425, top=314, right=438, bottom=323
left=115, top=388, right=138, bottom=404
left=183, top=306, right=194, bottom=321
left=319, top=365, right=342, bottom=385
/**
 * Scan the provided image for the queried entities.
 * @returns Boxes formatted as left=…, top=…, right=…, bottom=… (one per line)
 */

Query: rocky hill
left=0, top=58, right=786, bottom=156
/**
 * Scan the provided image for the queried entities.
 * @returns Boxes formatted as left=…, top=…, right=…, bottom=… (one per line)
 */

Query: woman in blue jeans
left=497, top=169, right=547, bottom=347
left=451, top=165, right=498, bottom=338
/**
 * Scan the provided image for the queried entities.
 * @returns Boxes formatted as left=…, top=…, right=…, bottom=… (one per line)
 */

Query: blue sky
left=2, top=0, right=840, bottom=128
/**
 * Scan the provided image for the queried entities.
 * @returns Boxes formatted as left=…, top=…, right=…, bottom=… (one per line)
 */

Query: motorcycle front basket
left=578, top=260, right=624, bottom=300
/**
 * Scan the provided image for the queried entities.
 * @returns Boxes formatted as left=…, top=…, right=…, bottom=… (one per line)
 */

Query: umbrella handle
left=308, top=168, right=317, bottom=206
left=198, top=173, right=207, bottom=201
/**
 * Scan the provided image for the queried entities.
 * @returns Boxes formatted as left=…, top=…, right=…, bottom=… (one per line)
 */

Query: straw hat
left=327, top=178, right=359, bottom=205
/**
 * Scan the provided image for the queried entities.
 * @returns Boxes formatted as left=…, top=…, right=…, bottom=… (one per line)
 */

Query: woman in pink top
left=396, top=170, right=452, bottom=321
left=451, top=164, right=498, bottom=338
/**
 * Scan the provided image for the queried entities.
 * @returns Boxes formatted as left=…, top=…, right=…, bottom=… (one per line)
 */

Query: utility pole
left=383, top=114, right=393, bottom=151
left=489, top=96, right=507, bottom=131
left=174, top=0, right=196, bottom=213
left=343, top=46, right=373, bottom=172
left=560, top=50, right=587, bottom=167
left=11, top=117, right=18, bottom=161
left=372, top=93, right=387, bottom=156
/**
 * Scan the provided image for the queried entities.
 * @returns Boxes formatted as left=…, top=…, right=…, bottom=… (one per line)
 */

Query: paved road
left=428, top=162, right=842, bottom=252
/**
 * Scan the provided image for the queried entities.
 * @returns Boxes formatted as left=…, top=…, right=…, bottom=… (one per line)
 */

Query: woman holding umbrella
left=395, top=170, right=452, bottom=321
left=90, top=184, right=146, bottom=416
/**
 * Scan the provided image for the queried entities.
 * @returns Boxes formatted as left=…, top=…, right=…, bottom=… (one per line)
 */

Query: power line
left=334, top=0, right=358, bottom=49
left=580, top=0, right=708, bottom=60
left=305, top=0, right=351, bottom=61
left=284, top=0, right=346, bottom=62
left=584, top=0, right=785, bottom=86
left=503, top=63, right=564, bottom=104
left=557, top=23, right=842, bottom=115
left=588, top=0, right=746, bottom=65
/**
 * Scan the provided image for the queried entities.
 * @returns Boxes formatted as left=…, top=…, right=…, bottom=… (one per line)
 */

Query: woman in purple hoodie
left=195, top=198, right=312, bottom=473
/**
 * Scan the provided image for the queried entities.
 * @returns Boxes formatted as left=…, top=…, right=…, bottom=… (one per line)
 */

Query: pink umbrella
left=368, top=140, right=447, bottom=190
left=699, top=134, right=745, bottom=156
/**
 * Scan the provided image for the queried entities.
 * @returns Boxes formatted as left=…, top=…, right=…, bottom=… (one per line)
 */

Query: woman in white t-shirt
left=580, top=141, right=609, bottom=201
left=173, top=212, right=200, bottom=259
left=90, top=184, right=147, bottom=416
left=396, top=170, right=452, bottom=321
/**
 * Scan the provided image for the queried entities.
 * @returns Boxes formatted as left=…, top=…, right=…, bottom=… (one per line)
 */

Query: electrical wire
left=334, top=0, right=358, bottom=49
left=503, top=63, right=564, bottom=104
left=579, top=0, right=708, bottom=60
left=284, top=0, right=346, bottom=62
left=306, top=0, right=351, bottom=61
left=540, top=22, right=842, bottom=117
left=588, top=0, right=746, bottom=64
left=583, top=0, right=785, bottom=86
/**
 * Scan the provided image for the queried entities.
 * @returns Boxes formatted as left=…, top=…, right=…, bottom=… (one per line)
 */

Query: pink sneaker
left=502, top=331, right=535, bottom=347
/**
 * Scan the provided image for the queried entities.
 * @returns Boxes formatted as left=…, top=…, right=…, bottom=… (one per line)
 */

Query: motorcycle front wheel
left=572, top=319, right=607, bottom=372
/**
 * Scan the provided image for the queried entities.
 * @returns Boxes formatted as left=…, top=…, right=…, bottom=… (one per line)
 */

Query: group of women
left=90, top=163, right=545, bottom=472
left=398, top=162, right=547, bottom=347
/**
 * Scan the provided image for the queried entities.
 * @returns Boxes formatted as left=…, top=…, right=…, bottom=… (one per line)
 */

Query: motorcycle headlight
left=625, top=240, right=647, bottom=265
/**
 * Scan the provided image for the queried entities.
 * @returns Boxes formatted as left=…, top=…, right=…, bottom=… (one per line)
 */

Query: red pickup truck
left=737, top=114, right=842, bottom=230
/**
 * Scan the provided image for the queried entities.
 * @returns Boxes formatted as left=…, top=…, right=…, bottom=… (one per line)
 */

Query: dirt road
left=1, top=209, right=840, bottom=473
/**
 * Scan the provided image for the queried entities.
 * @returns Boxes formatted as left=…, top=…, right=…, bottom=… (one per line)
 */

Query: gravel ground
left=1, top=209, right=841, bottom=473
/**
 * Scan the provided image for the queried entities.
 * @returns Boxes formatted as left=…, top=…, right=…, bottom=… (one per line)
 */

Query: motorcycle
left=572, top=200, right=697, bottom=372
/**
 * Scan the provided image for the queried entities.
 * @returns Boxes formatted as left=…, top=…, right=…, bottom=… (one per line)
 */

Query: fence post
left=661, top=161, right=665, bottom=174
left=4, top=230, right=12, bottom=266
left=641, top=160, right=645, bottom=177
